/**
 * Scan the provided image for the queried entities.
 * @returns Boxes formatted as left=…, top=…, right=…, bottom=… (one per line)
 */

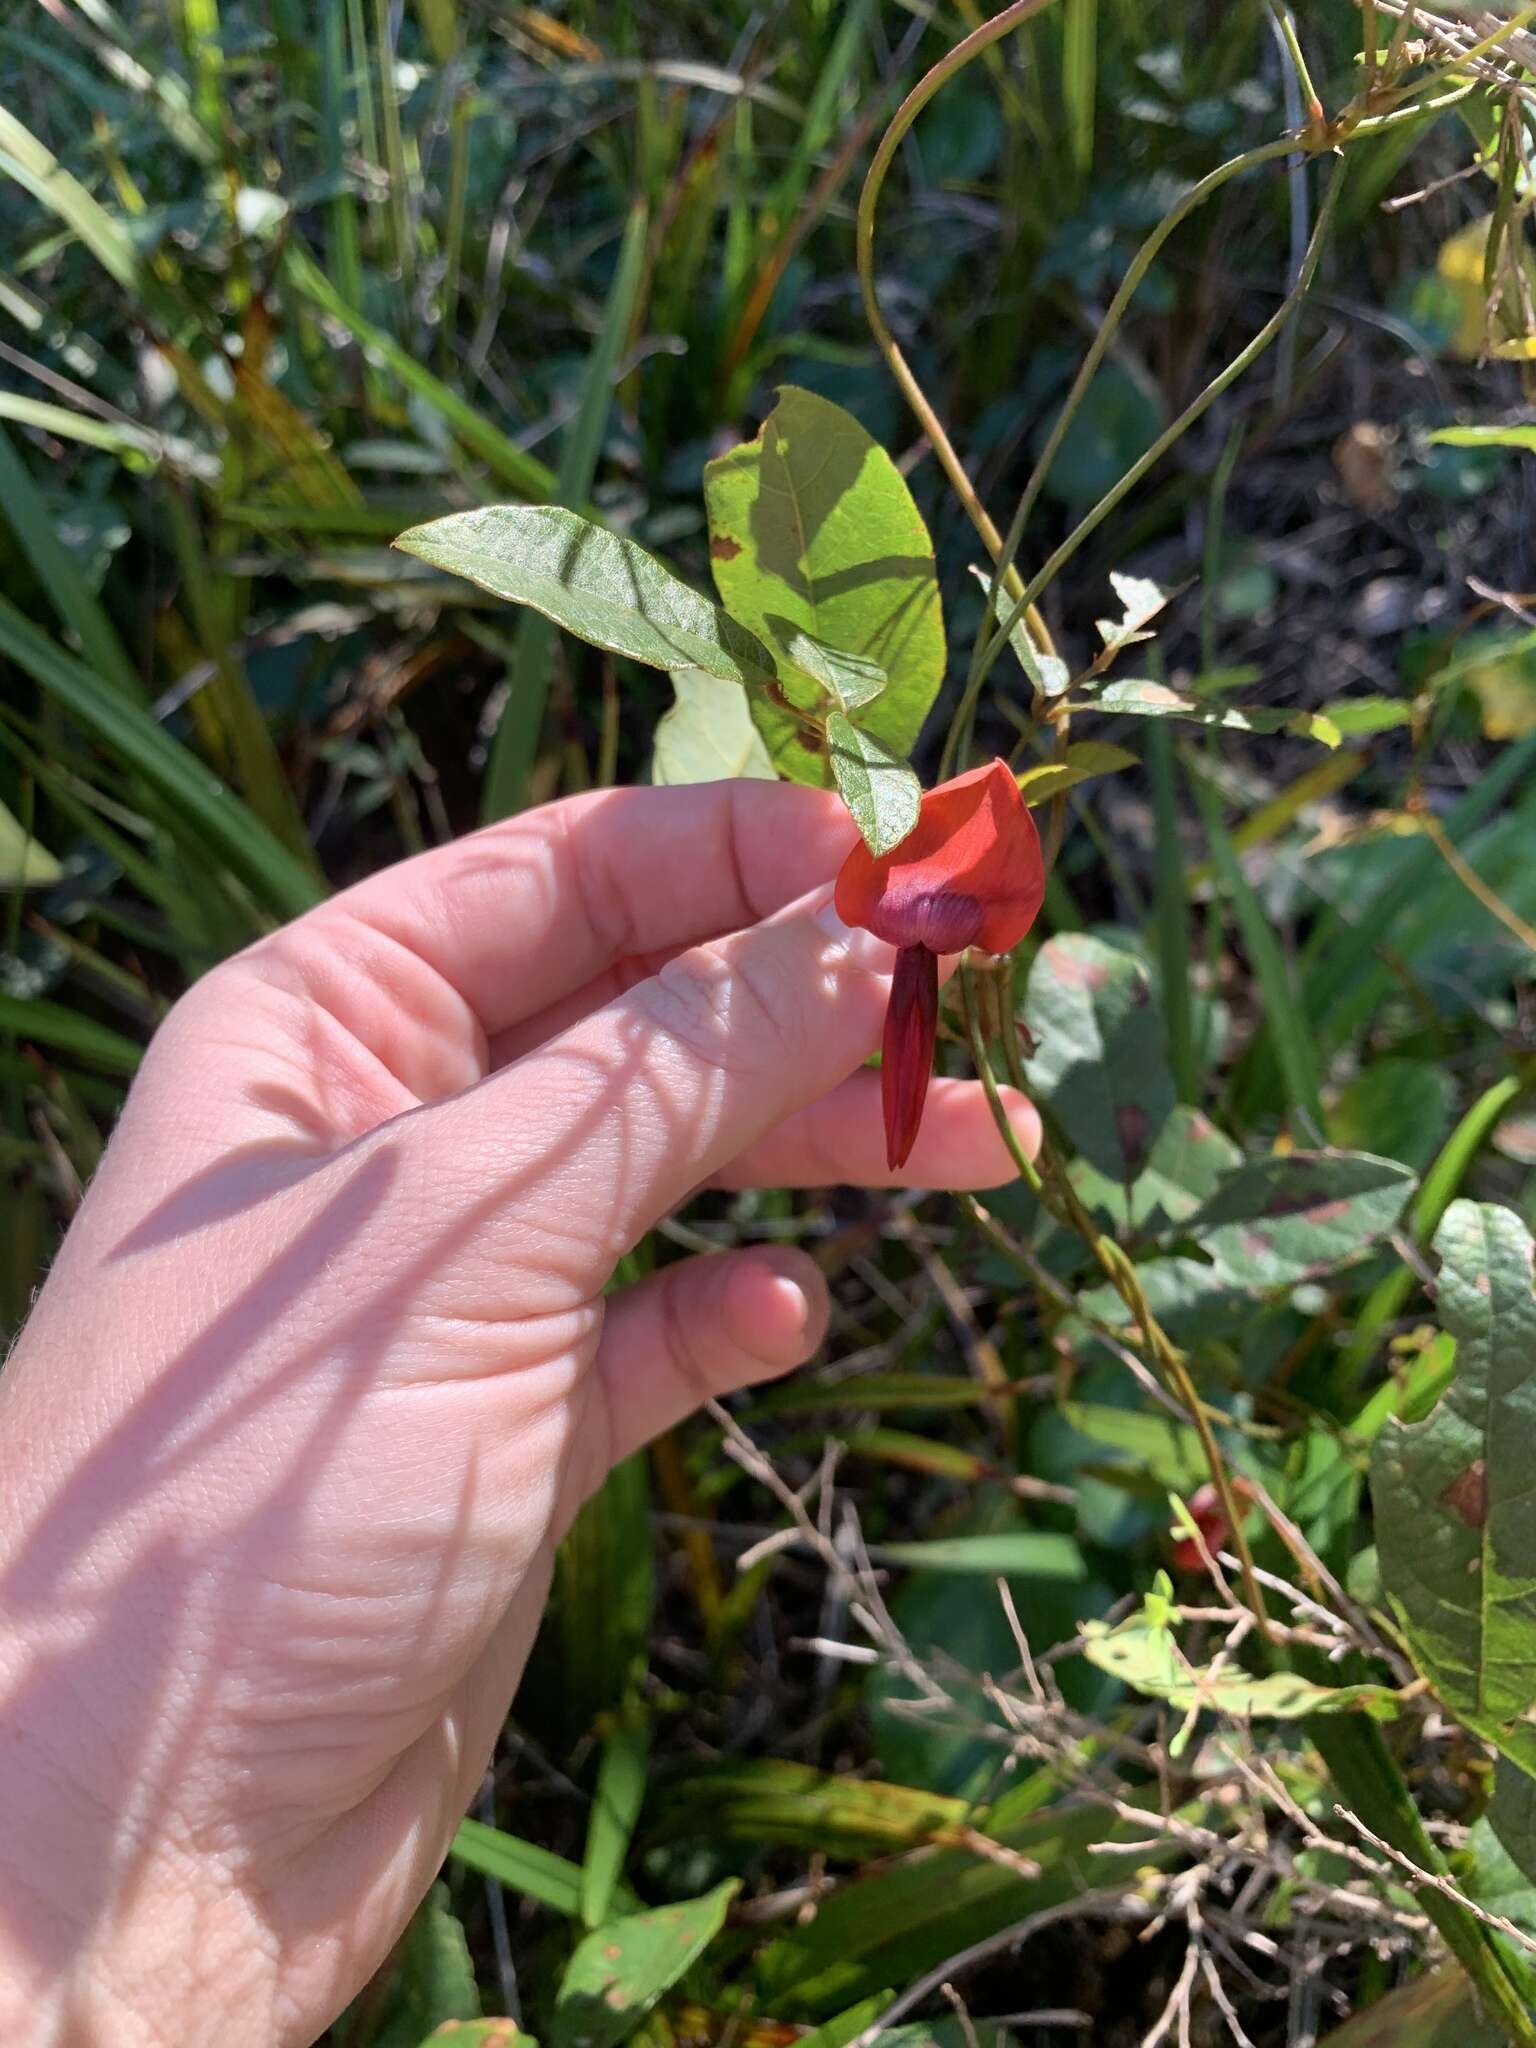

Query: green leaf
left=451, top=1819, right=638, bottom=1922
left=396, top=507, right=777, bottom=691
left=1312, top=1966, right=1507, bottom=2048
left=824, top=713, right=920, bottom=856
left=1023, top=934, right=1175, bottom=1180
left=1015, top=740, right=1137, bottom=805
left=874, top=1531, right=1088, bottom=1578
left=966, top=567, right=1070, bottom=697
left=789, top=1995, right=895, bottom=2048
left=1190, top=1149, right=1416, bottom=1289
left=552, top=1880, right=740, bottom=2048
left=703, top=386, right=944, bottom=780
left=1081, top=1601, right=1398, bottom=1730
left=1095, top=570, right=1169, bottom=654
left=653, top=671, right=776, bottom=784
left=581, top=1717, right=652, bottom=1930
left=1071, top=1101, right=1243, bottom=1233
left=770, top=625, right=888, bottom=713
left=1194, top=769, right=1325, bottom=1128
left=370, top=1883, right=479, bottom=2048
left=1092, top=678, right=1338, bottom=743
left=1429, top=423, right=1536, bottom=453
left=0, top=104, right=154, bottom=302
left=0, top=798, right=62, bottom=888
left=1060, top=1401, right=1209, bottom=1494
left=1326, top=696, right=1417, bottom=736
left=1373, top=1201, right=1536, bottom=1780
left=1328, top=1059, right=1456, bottom=1178
left=755, top=1779, right=1183, bottom=2014
left=747, top=1370, right=1010, bottom=1416
left=1489, top=1765, right=1536, bottom=1890
left=652, top=1760, right=969, bottom=1857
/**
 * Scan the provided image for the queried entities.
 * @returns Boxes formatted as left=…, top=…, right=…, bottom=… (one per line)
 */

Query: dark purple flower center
left=871, top=885, right=985, bottom=955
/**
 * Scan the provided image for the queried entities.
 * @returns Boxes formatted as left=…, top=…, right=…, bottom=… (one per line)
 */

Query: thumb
left=592, top=1246, right=829, bottom=1469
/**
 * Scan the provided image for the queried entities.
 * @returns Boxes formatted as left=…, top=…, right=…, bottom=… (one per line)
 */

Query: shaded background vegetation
left=3, top=2, right=1536, bottom=2044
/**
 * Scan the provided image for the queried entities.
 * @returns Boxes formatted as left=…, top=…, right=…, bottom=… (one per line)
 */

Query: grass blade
left=451, top=1818, right=642, bottom=1922
left=1063, top=0, right=1098, bottom=182
left=0, top=595, right=321, bottom=921
left=1192, top=760, right=1324, bottom=1133
left=0, top=422, right=142, bottom=700
left=580, top=1717, right=652, bottom=1930
left=285, top=242, right=556, bottom=502
left=0, top=992, right=141, bottom=1076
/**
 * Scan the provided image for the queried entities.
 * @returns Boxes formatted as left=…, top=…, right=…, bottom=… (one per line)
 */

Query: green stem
left=855, top=0, right=1061, bottom=696
left=960, top=968, right=1270, bottom=1635
left=1267, top=3, right=1326, bottom=130
left=979, top=164, right=1346, bottom=682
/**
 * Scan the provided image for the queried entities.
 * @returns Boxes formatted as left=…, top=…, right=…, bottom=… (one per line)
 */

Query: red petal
left=882, top=944, right=938, bottom=1169
left=836, top=759, right=1044, bottom=956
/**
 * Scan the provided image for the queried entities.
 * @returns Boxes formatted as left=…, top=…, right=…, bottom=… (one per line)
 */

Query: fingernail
left=814, top=895, right=896, bottom=975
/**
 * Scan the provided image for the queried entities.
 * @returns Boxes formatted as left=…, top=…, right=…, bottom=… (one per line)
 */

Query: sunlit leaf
left=704, top=386, right=944, bottom=780
left=825, top=712, right=920, bottom=855
left=1016, top=740, right=1137, bottom=805
left=1092, top=677, right=1338, bottom=743
left=1082, top=1599, right=1398, bottom=1726
left=1374, top=1201, right=1536, bottom=1782
left=396, top=507, right=777, bottom=689
left=653, top=670, right=776, bottom=784
left=552, top=1880, right=740, bottom=2048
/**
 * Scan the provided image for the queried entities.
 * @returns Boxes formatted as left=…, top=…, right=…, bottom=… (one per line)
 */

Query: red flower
left=835, top=759, right=1045, bottom=1169
left=1170, top=1480, right=1255, bottom=1575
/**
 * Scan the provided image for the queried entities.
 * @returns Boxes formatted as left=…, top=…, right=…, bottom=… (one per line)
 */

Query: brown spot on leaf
left=1115, top=1102, right=1150, bottom=1172
left=604, top=1944, right=622, bottom=1960
left=709, top=535, right=742, bottom=561
left=605, top=1987, right=629, bottom=2010
left=1441, top=1460, right=1488, bottom=1531
left=1301, top=1199, right=1351, bottom=1228
left=1047, top=944, right=1109, bottom=990
left=1261, top=1180, right=1334, bottom=1219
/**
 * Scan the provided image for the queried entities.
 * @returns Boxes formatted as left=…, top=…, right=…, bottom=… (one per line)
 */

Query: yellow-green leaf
left=704, top=387, right=944, bottom=782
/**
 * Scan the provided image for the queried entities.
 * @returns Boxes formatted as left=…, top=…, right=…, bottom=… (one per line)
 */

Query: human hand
left=0, top=779, right=1038, bottom=2046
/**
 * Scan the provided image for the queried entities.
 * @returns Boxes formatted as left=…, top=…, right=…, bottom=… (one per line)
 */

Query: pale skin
left=0, top=779, right=1039, bottom=2047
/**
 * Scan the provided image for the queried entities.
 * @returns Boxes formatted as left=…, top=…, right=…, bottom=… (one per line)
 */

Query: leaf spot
left=710, top=535, right=743, bottom=561
left=1440, top=1459, right=1488, bottom=1530
left=1115, top=1102, right=1151, bottom=1172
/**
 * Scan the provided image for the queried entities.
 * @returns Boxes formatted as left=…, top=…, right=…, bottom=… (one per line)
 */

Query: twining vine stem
left=960, top=965, right=1272, bottom=1637
left=855, top=0, right=1504, bottom=1646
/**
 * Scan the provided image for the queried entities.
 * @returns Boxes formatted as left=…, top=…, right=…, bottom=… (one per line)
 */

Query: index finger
left=304, top=778, right=858, bottom=1041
